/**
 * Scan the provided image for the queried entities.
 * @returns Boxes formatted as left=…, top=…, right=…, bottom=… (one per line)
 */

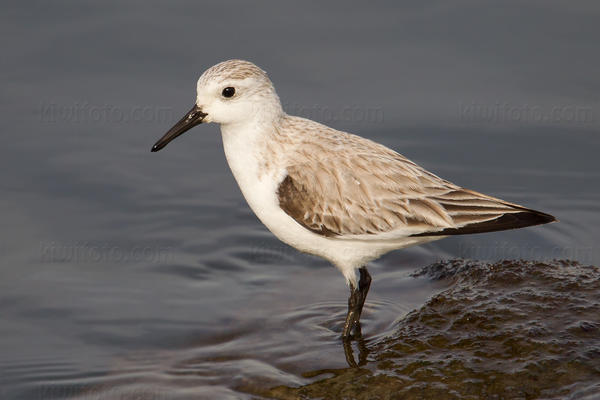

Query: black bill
left=151, top=105, right=207, bottom=152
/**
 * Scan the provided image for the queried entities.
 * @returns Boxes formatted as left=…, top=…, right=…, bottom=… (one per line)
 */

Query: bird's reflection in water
left=342, top=323, right=370, bottom=368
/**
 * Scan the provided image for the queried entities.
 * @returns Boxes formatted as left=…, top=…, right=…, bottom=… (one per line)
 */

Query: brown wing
left=276, top=153, right=555, bottom=239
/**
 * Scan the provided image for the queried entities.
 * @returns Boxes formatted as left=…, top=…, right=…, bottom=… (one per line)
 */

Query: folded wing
left=277, top=144, right=555, bottom=239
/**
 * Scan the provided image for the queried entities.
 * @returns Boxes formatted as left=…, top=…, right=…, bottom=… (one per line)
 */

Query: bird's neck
left=220, top=108, right=285, bottom=144
left=220, top=112, right=288, bottom=184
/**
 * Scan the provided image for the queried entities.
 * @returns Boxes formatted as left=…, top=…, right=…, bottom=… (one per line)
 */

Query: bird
left=151, top=59, right=556, bottom=340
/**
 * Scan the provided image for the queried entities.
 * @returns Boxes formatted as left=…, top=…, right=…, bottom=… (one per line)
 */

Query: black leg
left=342, top=283, right=359, bottom=339
left=341, top=266, right=372, bottom=339
left=356, top=266, right=372, bottom=320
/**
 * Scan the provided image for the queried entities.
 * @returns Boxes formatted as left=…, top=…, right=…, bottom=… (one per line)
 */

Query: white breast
left=220, top=124, right=281, bottom=221
left=220, top=123, right=332, bottom=257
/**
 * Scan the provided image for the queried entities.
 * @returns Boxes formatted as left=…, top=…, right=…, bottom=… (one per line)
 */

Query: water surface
left=1, top=2, right=599, bottom=399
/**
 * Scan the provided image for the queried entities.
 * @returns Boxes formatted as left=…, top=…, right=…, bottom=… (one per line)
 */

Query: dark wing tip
left=411, top=209, right=557, bottom=237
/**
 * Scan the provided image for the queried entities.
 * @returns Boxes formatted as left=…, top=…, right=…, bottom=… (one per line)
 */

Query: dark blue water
left=1, top=2, right=599, bottom=398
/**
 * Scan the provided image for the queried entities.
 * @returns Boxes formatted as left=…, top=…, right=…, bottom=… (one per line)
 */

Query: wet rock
left=266, top=260, right=600, bottom=399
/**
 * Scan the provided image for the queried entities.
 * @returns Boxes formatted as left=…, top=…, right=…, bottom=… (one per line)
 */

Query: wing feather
left=275, top=119, right=555, bottom=239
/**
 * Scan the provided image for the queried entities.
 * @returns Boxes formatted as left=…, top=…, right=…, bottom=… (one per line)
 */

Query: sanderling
left=151, top=59, right=556, bottom=339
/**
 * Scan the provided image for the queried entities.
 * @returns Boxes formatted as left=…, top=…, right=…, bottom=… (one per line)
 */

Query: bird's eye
left=221, top=87, right=235, bottom=98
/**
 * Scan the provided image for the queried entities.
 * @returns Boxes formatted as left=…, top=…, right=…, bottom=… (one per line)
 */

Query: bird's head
left=152, top=59, right=282, bottom=152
